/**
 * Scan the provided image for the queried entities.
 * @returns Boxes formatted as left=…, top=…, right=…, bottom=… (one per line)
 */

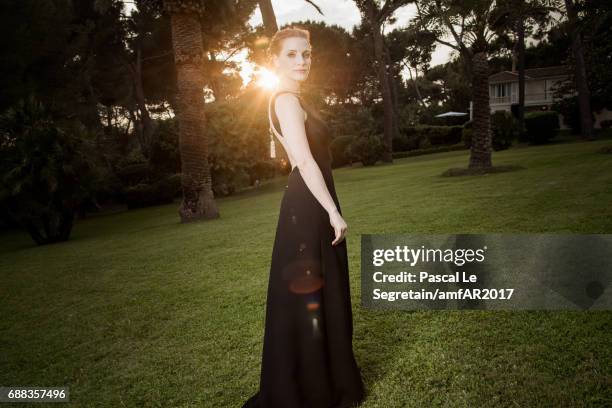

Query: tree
left=579, top=0, right=612, bottom=114
left=258, top=0, right=323, bottom=43
left=563, top=0, right=593, bottom=139
left=163, top=0, right=219, bottom=222
left=424, top=59, right=472, bottom=115
left=0, top=96, right=105, bottom=244
left=258, top=0, right=278, bottom=37
left=490, top=0, right=557, bottom=137
left=387, top=27, right=436, bottom=109
left=413, top=0, right=499, bottom=168
left=354, top=0, right=414, bottom=163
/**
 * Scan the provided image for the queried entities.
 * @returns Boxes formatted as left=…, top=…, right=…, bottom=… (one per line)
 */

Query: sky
left=248, top=0, right=454, bottom=66
left=122, top=0, right=455, bottom=88
left=242, top=0, right=454, bottom=86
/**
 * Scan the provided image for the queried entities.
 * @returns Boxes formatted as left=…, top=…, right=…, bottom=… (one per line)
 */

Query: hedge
left=524, top=111, right=559, bottom=144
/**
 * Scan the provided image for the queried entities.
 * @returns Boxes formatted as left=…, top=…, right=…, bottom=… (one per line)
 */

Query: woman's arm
left=274, top=93, right=338, bottom=215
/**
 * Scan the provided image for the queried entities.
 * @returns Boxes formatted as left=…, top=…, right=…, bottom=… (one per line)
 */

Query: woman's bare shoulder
left=274, top=93, right=307, bottom=120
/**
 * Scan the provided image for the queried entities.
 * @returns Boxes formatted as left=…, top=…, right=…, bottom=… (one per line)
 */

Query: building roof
left=489, top=66, right=570, bottom=82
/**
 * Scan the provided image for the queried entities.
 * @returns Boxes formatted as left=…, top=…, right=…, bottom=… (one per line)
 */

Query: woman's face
left=273, top=36, right=311, bottom=82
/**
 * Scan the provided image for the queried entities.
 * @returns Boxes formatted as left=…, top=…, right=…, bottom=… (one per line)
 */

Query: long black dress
left=242, top=91, right=365, bottom=408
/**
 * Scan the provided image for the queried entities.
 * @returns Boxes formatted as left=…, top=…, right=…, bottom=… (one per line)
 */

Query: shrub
left=401, top=125, right=463, bottom=149
left=600, top=119, right=612, bottom=129
left=524, top=111, right=559, bottom=144
left=116, top=162, right=149, bottom=186
left=392, top=134, right=411, bottom=152
left=462, top=120, right=472, bottom=148
left=490, top=111, right=516, bottom=151
left=552, top=96, right=583, bottom=134
left=124, top=174, right=181, bottom=209
left=149, top=118, right=180, bottom=175
left=0, top=96, right=106, bottom=244
left=400, top=126, right=426, bottom=150
left=424, top=125, right=462, bottom=145
left=330, top=135, right=355, bottom=167
left=205, top=99, right=273, bottom=194
left=248, top=160, right=277, bottom=184
left=210, top=167, right=251, bottom=197
left=347, top=135, right=385, bottom=166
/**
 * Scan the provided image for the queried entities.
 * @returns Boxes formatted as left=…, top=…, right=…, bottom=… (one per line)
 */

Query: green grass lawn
left=1, top=139, right=611, bottom=407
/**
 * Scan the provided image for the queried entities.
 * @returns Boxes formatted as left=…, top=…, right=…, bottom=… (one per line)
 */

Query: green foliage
left=114, top=143, right=175, bottom=206
left=326, top=104, right=378, bottom=167
left=148, top=118, right=181, bottom=176
left=346, top=135, right=385, bottom=166
left=330, top=135, right=355, bottom=167
left=463, top=112, right=518, bottom=150
left=400, top=125, right=463, bottom=150
left=0, top=96, right=106, bottom=244
left=124, top=174, right=181, bottom=210
left=552, top=97, right=585, bottom=135
left=490, top=111, right=516, bottom=151
left=392, top=134, right=412, bottom=151
left=116, top=162, right=150, bottom=186
left=248, top=160, right=278, bottom=184
left=327, top=104, right=377, bottom=141
left=462, top=120, right=473, bottom=148
left=203, top=98, right=271, bottom=196
left=524, top=111, right=559, bottom=144
left=578, top=1, right=612, bottom=113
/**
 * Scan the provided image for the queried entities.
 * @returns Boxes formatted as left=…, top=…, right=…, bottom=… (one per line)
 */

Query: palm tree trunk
left=165, top=1, right=219, bottom=222
left=469, top=51, right=492, bottom=168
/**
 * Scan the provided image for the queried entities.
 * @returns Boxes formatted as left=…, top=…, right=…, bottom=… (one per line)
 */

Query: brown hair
left=267, top=26, right=311, bottom=62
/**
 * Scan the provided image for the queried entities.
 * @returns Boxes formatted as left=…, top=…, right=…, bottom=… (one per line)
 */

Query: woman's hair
left=267, top=26, right=311, bottom=62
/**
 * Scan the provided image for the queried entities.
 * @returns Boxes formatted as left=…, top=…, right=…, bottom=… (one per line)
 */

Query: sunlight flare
left=256, top=67, right=279, bottom=90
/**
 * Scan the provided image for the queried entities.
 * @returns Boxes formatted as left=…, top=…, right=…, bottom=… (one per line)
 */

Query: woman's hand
left=329, top=209, right=347, bottom=246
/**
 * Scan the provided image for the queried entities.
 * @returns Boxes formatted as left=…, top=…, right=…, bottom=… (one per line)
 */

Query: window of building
left=490, top=82, right=511, bottom=98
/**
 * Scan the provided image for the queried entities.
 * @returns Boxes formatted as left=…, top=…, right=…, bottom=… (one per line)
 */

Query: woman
left=243, top=26, right=365, bottom=408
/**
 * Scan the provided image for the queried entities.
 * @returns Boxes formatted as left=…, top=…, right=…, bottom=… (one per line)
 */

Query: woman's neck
left=277, top=77, right=300, bottom=94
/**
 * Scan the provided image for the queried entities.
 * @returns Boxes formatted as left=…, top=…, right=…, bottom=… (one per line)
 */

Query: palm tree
left=415, top=0, right=497, bottom=168
left=491, top=0, right=556, bottom=138
left=163, top=0, right=219, bottom=222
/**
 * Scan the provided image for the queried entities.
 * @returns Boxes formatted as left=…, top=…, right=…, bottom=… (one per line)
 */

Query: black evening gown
left=242, top=91, right=365, bottom=408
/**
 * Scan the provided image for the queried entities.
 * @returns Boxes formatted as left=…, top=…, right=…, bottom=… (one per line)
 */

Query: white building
left=488, top=65, right=612, bottom=128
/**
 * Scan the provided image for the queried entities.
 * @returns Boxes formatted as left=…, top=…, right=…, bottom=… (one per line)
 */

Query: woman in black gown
left=243, top=27, right=365, bottom=408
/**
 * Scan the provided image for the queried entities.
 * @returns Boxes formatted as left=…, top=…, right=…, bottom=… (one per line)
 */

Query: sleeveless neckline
left=268, top=91, right=308, bottom=172
left=268, top=90, right=331, bottom=173
left=268, top=90, right=310, bottom=136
